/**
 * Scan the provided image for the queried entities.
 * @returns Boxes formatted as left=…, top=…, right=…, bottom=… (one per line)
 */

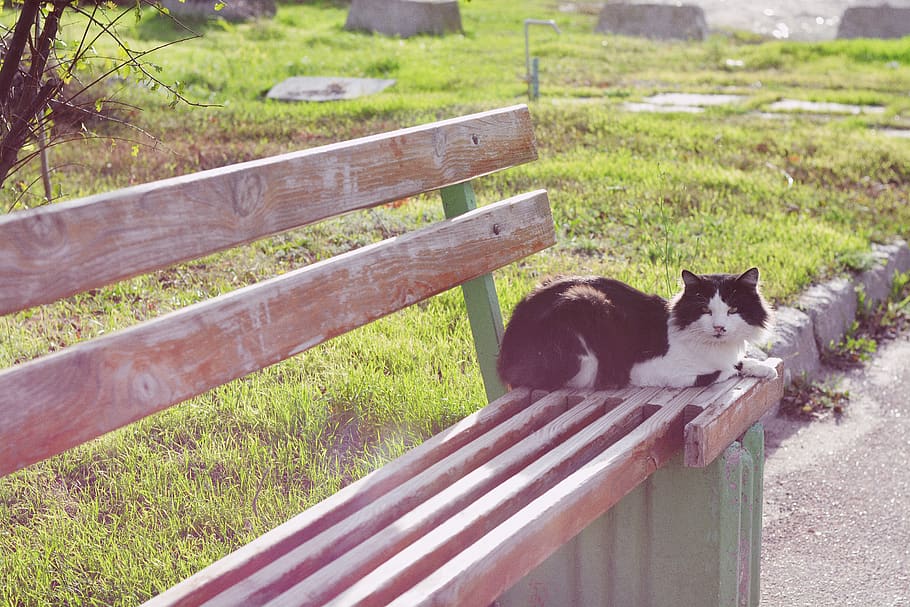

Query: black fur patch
left=694, top=371, right=721, bottom=387
left=496, top=276, right=670, bottom=390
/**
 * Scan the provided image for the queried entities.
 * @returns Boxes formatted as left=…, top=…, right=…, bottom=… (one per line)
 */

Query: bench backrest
left=0, top=105, right=554, bottom=477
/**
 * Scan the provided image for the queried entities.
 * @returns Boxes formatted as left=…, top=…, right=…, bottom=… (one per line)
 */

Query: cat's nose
left=713, top=325, right=726, bottom=334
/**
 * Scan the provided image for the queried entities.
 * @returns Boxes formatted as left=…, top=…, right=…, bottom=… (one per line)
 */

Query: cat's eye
left=728, top=306, right=738, bottom=314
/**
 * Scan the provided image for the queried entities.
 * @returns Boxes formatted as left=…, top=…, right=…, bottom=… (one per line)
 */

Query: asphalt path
left=761, top=335, right=910, bottom=605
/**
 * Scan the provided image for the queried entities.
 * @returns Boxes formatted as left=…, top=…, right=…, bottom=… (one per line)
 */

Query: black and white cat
left=497, top=268, right=777, bottom=390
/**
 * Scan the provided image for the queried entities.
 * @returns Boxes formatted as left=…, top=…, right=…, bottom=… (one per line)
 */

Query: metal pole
left=523, top=18, right=561, bottom=101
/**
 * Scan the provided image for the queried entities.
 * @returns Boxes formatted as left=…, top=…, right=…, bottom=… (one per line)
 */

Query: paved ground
left=760, top=335, right=910, bottom=606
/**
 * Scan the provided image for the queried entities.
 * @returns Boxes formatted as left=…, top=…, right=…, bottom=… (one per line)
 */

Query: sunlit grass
left=2, top=0, right=910, bottom=604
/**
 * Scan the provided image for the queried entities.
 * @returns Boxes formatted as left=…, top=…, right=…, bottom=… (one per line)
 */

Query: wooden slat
left=0, top=105, right=537, bottom=315
left=384, top=387, right=704, bottom=607
left=286, top=389, right=662, bottom=607
left=143, top=387, right=539, bottom=607
left=0, top=191, right=554, bottom=477
left=683, top=359, right=784, bottom=467
left=194, top=393, right=566, bottom=605
left=298, top=399, right=610, bottom=606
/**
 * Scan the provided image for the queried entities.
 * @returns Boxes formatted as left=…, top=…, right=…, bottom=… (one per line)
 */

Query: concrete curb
left=766, top=239, right=910, bottom=389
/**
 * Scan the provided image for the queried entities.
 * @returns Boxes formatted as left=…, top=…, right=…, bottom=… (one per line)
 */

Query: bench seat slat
left=386, top=387, right=701, bottom=607
left=145, top=374, right=783, bottom=607
left=303, top=397, right=612, bottom=606
left=142, top=387, right=540, bottom=607
left=304, top=390, right=662, bottom=607
left=684, top=359, right=784, bottom=467
left=202, top=391, right=577, bottom=605
left=0, top=105, right=537, bottom=315
left=0, top=191, right=554, bottom=477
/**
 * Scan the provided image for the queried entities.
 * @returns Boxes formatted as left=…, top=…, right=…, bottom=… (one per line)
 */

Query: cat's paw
left=738, top=358, right=778, bottom=380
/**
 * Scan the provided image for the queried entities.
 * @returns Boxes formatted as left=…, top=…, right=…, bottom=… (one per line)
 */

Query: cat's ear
left=738, top=267, right=760, bottom=287
left=681, top=270, right=700, bottom=289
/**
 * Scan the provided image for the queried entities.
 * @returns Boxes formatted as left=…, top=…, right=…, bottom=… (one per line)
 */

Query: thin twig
left=251, top=465, right=273, bottom=519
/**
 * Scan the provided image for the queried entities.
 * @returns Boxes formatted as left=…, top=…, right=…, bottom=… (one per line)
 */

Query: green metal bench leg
left=742, top=423, right=765, bottom=606
left=495, top=423, right=766, bottom=607
left=440, top=181, right=508, bottom=402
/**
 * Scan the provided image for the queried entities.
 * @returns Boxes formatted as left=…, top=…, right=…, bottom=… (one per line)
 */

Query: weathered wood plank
left=683, top=359, right=784, bottom=467
left=0, top=105, right=537, bottom=315
left=384, top=388, right=702, bottom=607
left=284, top=389, right=662, bottom=607
left=191, top=390, right=573, bottom=606
left=0, top=191, right=554, bottom=477
left=142, top=387, right=540, bottom=607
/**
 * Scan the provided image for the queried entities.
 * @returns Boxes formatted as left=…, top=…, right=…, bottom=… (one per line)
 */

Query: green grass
left=3, top=1, right=910, bottom=604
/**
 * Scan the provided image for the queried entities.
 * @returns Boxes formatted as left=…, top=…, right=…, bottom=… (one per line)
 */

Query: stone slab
left=892, top=239, right=910, bottom=273
left=797, top=278, right=857, bottom=353
left=622, top=102, right=705, bottom=114
left=837, top=5, right=910, bottom=39
left=859, top=244, right=900, bottom=308
left=767, top=99, right=885, bottom=115
left=345, top=0, right=462, bottom=38
left=858, top=240, right=910, bottom=309
left=596, top=3, right=709, bottom=40
left=767, top=306, right=820, bottom=384
left=646, top=93, right=746, bottom=106
left=623, top=93, right=744, bottom=114
left=266, top=77, right=396, bottom=102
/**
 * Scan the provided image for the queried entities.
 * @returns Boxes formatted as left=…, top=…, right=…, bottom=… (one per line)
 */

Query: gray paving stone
left=893, top=239, right=910, bottom=273
left=266, top=77, right=396, bottom=102
left=161, top=0, right=275, bottom=21
left=837, top=5, right=910, bottom=39
left=766, top=99, right=885, bottom=115
left=859, top=242, right=904, bottom=308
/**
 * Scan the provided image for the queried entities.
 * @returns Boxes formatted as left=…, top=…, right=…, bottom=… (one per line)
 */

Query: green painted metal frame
left=496, top=423, right=766, bottom=607
left=440, top=181, right=508, bottom=402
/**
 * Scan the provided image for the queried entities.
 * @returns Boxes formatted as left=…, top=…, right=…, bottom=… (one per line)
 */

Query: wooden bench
left=0, top=105, right=784, bottom=606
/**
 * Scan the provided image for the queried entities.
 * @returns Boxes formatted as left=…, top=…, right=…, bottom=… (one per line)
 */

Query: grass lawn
left=3, top=1, right=910, bottom=604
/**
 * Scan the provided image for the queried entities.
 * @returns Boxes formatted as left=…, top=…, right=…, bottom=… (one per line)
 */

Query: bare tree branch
left=1, top=0, right=205, bottom=197
left=0, top=0, right=40, bottom=99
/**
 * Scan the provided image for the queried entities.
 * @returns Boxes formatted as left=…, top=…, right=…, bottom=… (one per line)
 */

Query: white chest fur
left=629, top=331, right=745, bottom=387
